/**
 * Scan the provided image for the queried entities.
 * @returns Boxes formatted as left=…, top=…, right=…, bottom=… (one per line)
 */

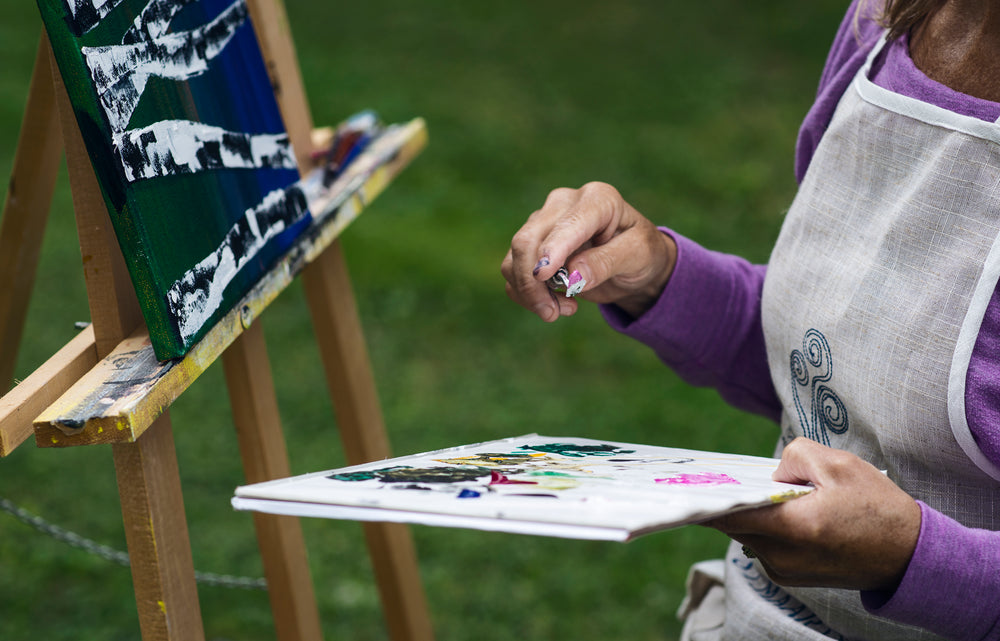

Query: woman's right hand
left=501, top=181, right=677, bottom=321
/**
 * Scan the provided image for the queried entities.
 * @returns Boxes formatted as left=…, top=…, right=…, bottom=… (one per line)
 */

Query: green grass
left=0, top=0, right=847, bottom=639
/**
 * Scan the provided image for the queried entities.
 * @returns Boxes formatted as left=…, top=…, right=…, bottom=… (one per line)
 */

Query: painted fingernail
left=532, top=256, right=550, bottom=276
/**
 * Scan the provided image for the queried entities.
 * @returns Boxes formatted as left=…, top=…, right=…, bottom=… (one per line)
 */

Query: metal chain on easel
left=0, top=496, right=267, bottom=591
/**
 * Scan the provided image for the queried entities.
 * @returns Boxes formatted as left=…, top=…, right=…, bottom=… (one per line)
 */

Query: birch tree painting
left=40, top=0, right=309, bottom=359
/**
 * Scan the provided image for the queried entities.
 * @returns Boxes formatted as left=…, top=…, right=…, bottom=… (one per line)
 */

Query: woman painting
left=502, top=1, right=1000, bottom=639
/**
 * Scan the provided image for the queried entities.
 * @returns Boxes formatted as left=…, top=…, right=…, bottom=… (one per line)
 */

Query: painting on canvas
left=233, top=435, right=812, bottom=541
left=39, top=0, right=309, bottom=359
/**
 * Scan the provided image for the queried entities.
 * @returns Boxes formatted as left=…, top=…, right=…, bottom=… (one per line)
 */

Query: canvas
left=39, top=0, right=308, bottom=359
left=232, top=435, right=812, bottom=542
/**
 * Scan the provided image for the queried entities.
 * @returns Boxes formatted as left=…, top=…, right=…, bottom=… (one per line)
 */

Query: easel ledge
left=0, top=118, right=427, bottom=451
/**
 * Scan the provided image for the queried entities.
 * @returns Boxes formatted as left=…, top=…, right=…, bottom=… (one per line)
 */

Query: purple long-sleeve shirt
left=602, top=3, right=1000, bottom=639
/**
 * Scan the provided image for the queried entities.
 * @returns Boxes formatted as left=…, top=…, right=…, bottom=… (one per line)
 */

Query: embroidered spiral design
left=790, top=349, right=810, bottom=386
left=789, top=329, right=849, bottom=445
left=816, top=384, right=849, bottom=435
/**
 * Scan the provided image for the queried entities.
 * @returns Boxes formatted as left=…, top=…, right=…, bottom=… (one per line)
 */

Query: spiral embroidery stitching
left=789, top=329, right=849, bottom=445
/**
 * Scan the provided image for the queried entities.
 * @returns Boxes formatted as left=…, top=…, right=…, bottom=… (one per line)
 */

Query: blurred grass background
left=0, top=0, right=847, bottom=639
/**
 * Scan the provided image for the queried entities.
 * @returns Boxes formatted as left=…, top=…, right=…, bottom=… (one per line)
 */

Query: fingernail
left=534, top=303, right=555, bottom=320
left=532, top=256, right=550, bottom=276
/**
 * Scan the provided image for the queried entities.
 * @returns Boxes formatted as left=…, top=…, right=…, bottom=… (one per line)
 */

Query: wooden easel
left=0, top=1, right=434, bottom=640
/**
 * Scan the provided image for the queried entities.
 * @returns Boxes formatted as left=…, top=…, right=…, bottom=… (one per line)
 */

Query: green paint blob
left=517, top=443, right=636, bottom=458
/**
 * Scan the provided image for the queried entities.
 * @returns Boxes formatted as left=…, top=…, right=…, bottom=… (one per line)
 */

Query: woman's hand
left=703, top=437, right=922, bottom=592
left=501, top=182, right=677, bottom=321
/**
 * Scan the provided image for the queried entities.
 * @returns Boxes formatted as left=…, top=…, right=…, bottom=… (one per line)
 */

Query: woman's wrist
left=612, top=230, right=677, bottom=318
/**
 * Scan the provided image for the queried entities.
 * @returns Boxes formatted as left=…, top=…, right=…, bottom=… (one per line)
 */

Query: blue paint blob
left=457, top=489, right=481, bottom=499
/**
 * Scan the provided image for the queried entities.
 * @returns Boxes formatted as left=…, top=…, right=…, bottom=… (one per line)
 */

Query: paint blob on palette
left=233, top=435, right=813, bottom=542
left=39, top=0, right=309, bottom=359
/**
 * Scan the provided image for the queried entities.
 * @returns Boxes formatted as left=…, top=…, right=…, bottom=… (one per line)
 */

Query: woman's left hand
left=702, top=437, right=922, bottom=592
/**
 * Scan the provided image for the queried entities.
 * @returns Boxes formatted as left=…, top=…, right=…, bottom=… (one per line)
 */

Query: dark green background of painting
left=37, top=0, right=300, bottom=359
left=1, top=1, right=847, bottom=640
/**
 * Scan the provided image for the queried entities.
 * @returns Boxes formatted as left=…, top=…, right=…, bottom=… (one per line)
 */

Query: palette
left=233, top=435, right=812, bottom=542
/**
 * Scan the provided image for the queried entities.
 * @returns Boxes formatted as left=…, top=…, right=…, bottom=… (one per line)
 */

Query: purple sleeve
left=600, top=229, right=780, bottom=422
left=966, top=314, right=1000, bottom=473
left=861, top=502, right=1000, bottom=640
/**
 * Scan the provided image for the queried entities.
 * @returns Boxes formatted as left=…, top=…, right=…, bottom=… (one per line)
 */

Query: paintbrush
left=322, top=110, right=382, bottom=187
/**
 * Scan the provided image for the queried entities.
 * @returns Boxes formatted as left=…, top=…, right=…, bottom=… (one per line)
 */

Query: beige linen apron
left=682, top=34, right=1000, bottom=640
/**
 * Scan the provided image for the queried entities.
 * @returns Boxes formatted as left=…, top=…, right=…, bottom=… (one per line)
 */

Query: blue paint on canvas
left=39, top=0, right=311, bottom=359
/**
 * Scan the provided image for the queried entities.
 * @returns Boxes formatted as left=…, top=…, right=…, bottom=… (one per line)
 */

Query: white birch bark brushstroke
left=122, top=0, right=197, bottom=44
left=113, top=121, right=296, bottom=182
left=81, top=0, right=248, bottom=132
left=165, top=186, right=308, bottom=342
left=65, top=0, right=128, bottom=34
left=67, top=0, right=309, bottom=348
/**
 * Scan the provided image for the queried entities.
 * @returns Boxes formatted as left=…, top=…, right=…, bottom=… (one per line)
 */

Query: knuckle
left=580, top=181, right=622, bottom=210
left=814, top=445, right=857, bottom=480
left=783, top=437, right=809, bottom=455
left=578, top=182, right=626, bottom=234
left=500, top=254, right=513, bottom=278
left=579, top=181, right=619, bottom=199
left=782, top=437, right=820, bottom=466
left=510, top=227, right=536, bottom=254
left=827, top=452, right=855, bottom=474
left=543, top=187, right=577, bottom=208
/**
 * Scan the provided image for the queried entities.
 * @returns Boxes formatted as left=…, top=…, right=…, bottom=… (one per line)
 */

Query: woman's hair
left=874, top=0, right=946, bottom=40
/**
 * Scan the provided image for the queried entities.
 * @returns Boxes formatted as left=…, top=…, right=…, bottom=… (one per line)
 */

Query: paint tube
left=546, top=267, right=586, bottom=297
left=322, top=110, right=382, bottom=186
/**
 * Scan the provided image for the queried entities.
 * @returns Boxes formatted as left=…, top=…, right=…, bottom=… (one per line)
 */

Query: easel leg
left=246, top=0, right=434, bottom=631
left=222, top=323, right=324, bottom=641
left=113, top=413, right=206, bottom=641
left=0, top=33, right=63, bottom=390
left=51, top=37, right=204, bottom=640
left=303, top=241, right=435, bottom=641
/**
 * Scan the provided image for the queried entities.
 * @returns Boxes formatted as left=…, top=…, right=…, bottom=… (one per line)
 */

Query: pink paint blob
left=489, top=470, right=536, bottom=485
left=566, top=270, right=583, bottom=286
left=655, top=472, right=740, bottom=486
